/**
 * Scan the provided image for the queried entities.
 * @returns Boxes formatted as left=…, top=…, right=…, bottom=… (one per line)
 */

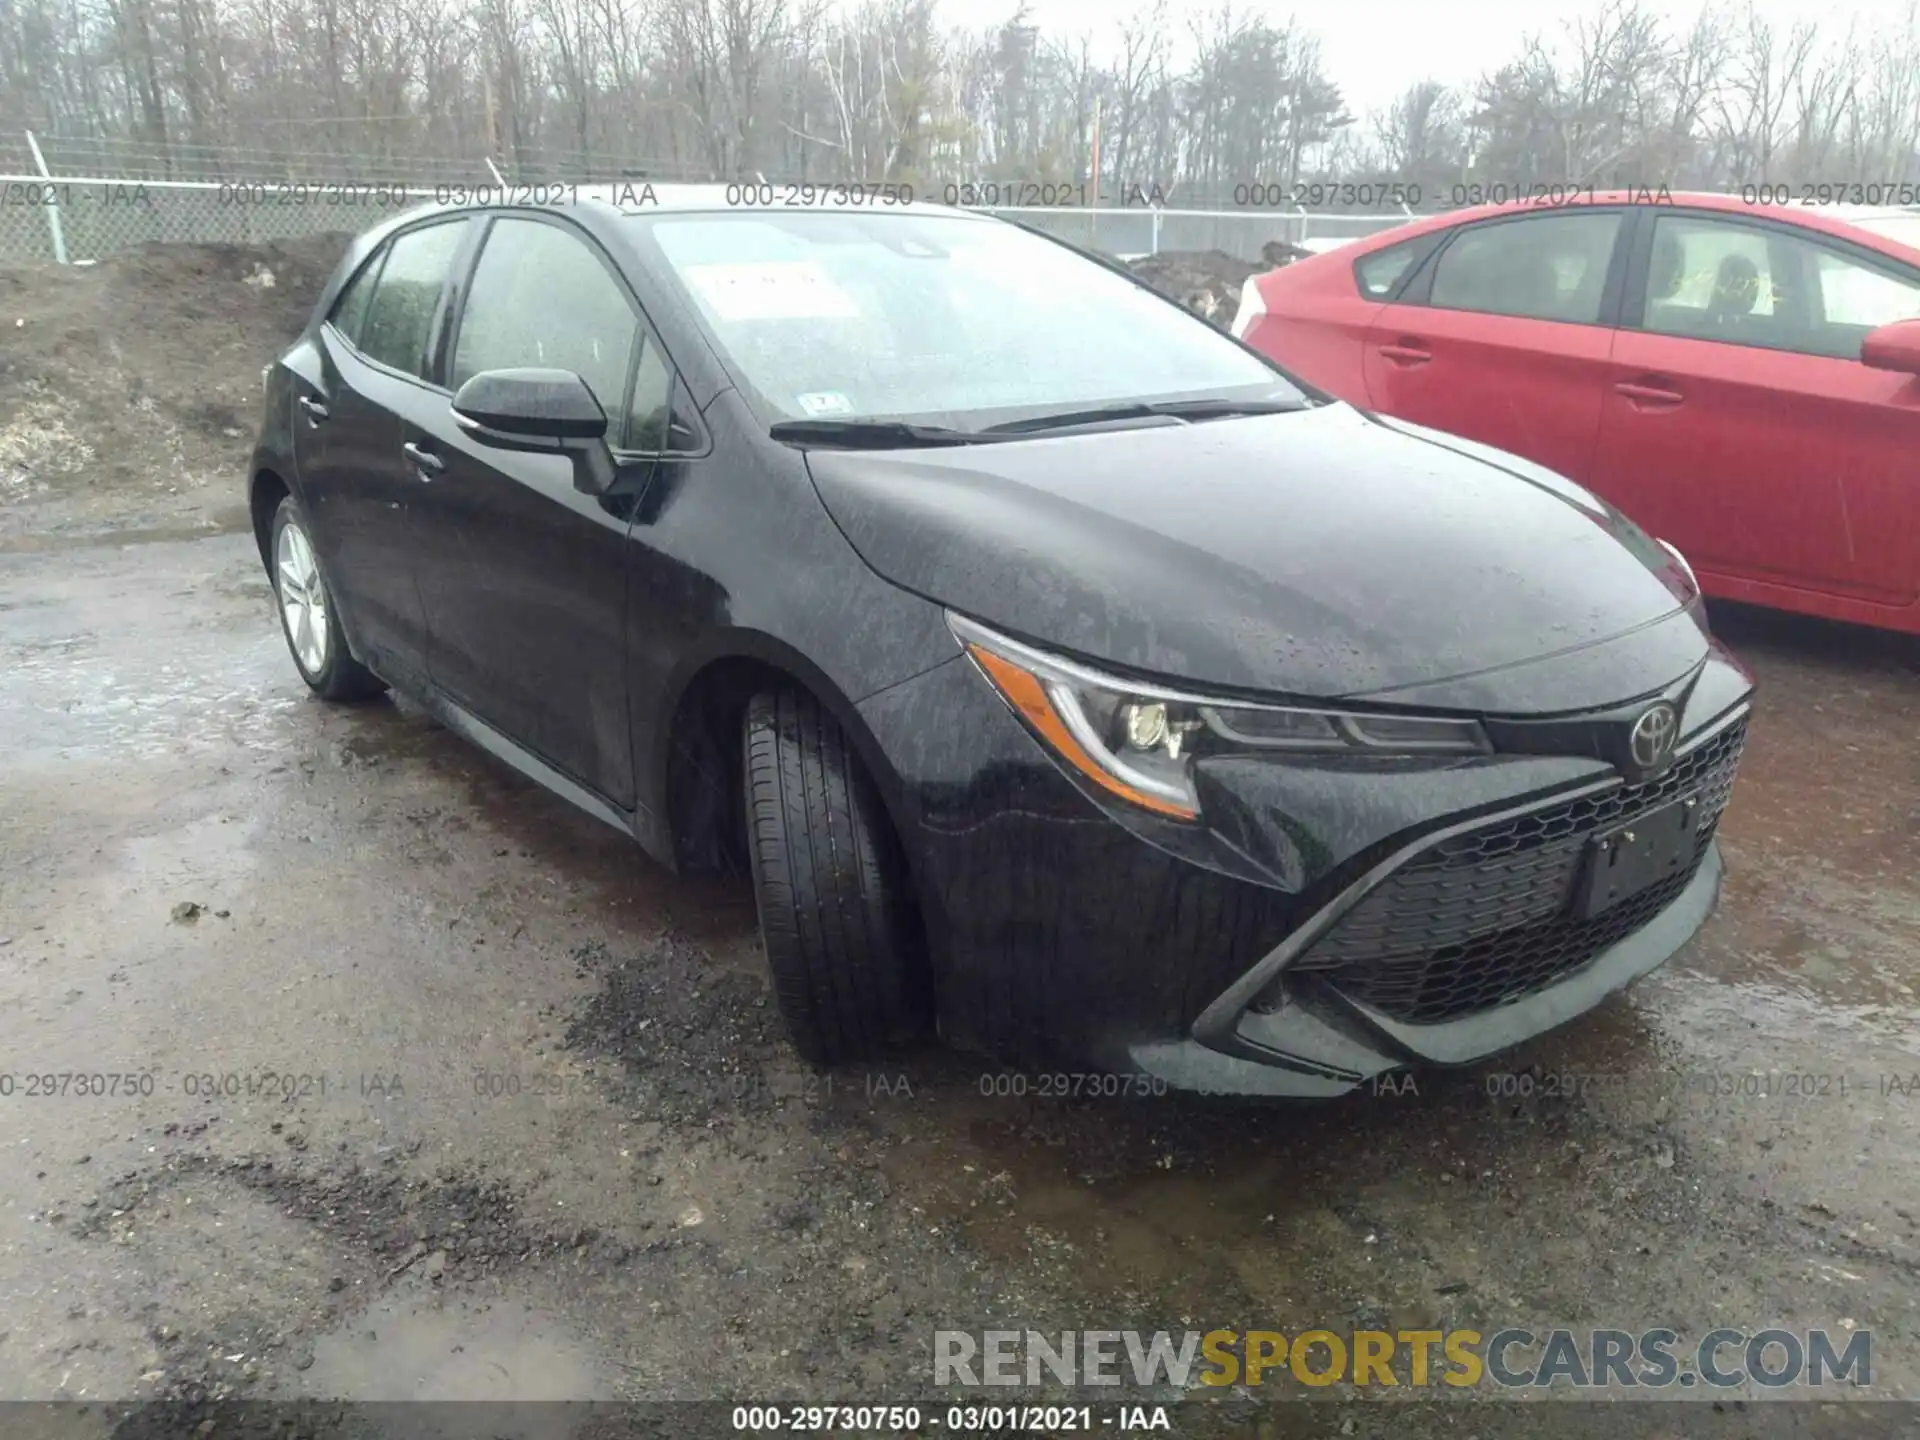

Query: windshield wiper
left=770, top=397, right=1311, bottom=447
left=979, top=396, right=1311, bottom=436
left=768, top=418, right=984, bottom=449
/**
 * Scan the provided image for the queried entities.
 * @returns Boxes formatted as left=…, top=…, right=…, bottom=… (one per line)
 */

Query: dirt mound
left=1125, top=240, right=1306, bottom=326
left=0, top=233, right=349, bottom=545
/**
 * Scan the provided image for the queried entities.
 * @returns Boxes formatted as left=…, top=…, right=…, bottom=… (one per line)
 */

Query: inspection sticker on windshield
left=796, top=391, right=854, bottom=417
left=683, top=261, right=859, bottom=321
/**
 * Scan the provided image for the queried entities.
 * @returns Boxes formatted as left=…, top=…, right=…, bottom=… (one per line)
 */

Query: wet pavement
left=1, top=531, right=1917, bottom=1435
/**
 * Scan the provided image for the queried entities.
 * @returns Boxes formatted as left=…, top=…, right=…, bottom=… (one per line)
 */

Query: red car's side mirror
left=1860, top=318, right=1920, bottom=376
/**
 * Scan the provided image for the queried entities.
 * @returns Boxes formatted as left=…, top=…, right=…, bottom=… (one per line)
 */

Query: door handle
left=297, top=395, right=330, bottom=423
left=1376, top=341, right=1432, bottom=366
left=402, top=441, right=445, bottom=478
left=1614, top=380, right=1684, bottom=407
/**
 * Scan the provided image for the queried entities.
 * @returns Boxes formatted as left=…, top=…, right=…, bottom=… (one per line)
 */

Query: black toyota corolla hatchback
left=249, top=185, right=1753, bottom=1096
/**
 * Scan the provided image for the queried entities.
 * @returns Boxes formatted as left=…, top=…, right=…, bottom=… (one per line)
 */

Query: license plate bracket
left=1571, top=795, right=1701, bottom=920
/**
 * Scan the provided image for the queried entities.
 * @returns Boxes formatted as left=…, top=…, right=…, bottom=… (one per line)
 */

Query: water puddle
left=0, top=507, right=252, bottom=555
left=296, top=1287, right=619, bottom=1402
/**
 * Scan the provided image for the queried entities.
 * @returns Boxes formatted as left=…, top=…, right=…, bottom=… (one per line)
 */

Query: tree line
left=0, top=0, right=1916, bottom=204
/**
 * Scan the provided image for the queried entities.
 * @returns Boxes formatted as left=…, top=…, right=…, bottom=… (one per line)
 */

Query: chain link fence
left=978, top=205, right=1417, bottom=259
left=0, top=175, right=447, bottom=265
left=1, top=166, right=1421, bottom=269
left=0, top=131, right=734, bottom=184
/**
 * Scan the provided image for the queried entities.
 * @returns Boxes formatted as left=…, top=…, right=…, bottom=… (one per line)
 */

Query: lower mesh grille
left=1289, top=717, right=1747, bottom=1025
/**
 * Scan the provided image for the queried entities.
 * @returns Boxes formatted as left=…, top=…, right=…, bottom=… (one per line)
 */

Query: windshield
left=632, top=210, right=1304, bottom=429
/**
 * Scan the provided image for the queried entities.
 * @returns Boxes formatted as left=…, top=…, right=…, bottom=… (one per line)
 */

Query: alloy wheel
left=274, top=519, right=331, bottom=676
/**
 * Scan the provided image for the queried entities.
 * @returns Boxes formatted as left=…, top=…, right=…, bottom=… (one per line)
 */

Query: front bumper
left=1134, top=846, right=1721, bottom=1097
left=856, top=647, right=1751, bottom=1097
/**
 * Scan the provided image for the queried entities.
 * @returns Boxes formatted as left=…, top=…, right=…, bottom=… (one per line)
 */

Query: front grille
left=1289, top=717, right=1747, bottom=1024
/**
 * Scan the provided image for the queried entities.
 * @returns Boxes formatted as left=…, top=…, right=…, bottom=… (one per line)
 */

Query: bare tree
left=0, top=0, right=1910, bottom=197
left=1101, top=2, right=1167, bottom=192
left=1374, top=80, right=1467, bottom=183
left=1713, top=2, right=1822, bottom=181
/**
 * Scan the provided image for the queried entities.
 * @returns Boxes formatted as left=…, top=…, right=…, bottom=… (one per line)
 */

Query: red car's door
left=1590, top=210, right=1920, bottom=608
left=1361, top=208, right=1631, bottom=485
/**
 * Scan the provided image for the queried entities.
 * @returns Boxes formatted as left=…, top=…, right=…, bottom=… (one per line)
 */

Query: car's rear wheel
left=270, top=495, right=385, bottom=702
left=742, top=687, right=929, bottom=1064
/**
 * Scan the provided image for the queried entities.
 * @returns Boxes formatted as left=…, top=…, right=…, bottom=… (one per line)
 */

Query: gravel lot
left=1, top=243, right=1917, bottom=1439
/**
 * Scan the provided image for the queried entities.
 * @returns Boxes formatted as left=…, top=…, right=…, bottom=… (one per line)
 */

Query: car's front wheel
left=269, top=495, right=385, bottom=702
left=742, top=687, right=930, bottom=1064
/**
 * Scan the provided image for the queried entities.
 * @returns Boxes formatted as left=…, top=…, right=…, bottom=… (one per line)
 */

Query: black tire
left=743, top=687, right=929, bottom=1064
left=268, top=495, right=386, bottom=702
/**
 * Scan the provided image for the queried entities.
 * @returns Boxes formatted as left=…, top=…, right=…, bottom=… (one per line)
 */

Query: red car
left=1234, top=194, right=1920, bottom=634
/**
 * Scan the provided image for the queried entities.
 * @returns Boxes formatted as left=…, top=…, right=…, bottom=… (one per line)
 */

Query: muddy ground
left=1, top=244, right=1918, bottom=1439
left=1123, top=244, right=1307, bottom=327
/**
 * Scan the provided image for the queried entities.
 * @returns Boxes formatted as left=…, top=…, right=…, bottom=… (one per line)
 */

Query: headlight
left=950, top=614, right=1490, bottom=821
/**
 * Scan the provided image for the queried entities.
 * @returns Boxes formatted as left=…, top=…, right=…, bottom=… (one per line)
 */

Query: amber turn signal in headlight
left=950, top=613, right=1490, bottom=821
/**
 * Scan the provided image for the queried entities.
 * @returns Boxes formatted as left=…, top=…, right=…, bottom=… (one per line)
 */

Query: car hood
left=805, top=402, right=1710, bottom=711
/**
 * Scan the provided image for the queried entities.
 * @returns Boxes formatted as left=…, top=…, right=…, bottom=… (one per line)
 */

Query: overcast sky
left=992, top=0, right=1907, bottom=123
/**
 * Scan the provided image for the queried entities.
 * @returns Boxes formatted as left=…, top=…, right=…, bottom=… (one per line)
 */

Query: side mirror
left=1861, top=319, right=1920, bottom=377
left=451, top=368, right=616, bottom=495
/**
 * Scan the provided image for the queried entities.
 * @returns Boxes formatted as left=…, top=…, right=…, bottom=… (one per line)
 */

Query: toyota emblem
left=1628, top=702, right=1679, bottom=773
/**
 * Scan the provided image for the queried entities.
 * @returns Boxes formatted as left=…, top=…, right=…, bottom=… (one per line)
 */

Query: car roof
left=525, top=181, right=976, bottom=219
left=342, top=182, right=991, bottom=288
left=1826, top=203, right=1920, bottom=221
left=359, top=182, right=993, bottom=256
left=1841, top=208, right=1920, bottom=246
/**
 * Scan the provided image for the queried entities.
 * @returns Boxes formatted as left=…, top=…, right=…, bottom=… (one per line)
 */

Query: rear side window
left=328, top=254, right=381, bottom=344
left=452, top=217, right=640, bottom=438
left=1354, top=237, right=1426, bottom=299
left=1429, top=212, right=1623, bottom=324
left=357, top=220, right=468, bottom=378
